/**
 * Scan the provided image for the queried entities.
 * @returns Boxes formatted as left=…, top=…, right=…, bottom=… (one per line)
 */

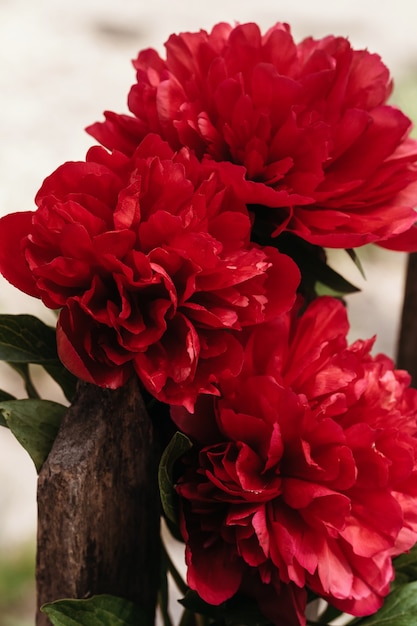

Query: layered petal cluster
left=88, top=22, right=417, bottom=249
left=174, top=297, right=417, bottom=621
left=0, top=135, right=299, bottom=409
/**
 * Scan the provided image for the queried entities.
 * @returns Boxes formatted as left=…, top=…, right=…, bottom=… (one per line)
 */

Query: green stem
left=9, top=363, right=40, bottom=399
left=161, top=540, right=188, bottom=595
left=159, top=546, right=173, bottom=626
left=158, top=590, right=174, bottom=626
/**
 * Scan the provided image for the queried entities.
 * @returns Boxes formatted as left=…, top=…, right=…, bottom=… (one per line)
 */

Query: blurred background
left=1, top=0, right=417, bottom=623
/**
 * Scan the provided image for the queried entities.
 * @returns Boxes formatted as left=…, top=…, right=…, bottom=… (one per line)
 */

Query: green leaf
left=358, top=581, right=417, bottom=625
left=0, top=389, right=15, bottom=402
left=159, top=548, right=173, bottom=626
left=346, top=248, right=366, bottom=280
left=314, top=280, right=352, bottom=299
left=312, top=261, right=360, bottom=296
left=0, top=390, right=15, bottom=426
left=179, top=591, right=221, bottom=619
left=393, top=544, right=417, bottom=586
left=179, top=591, right=269, bottom=626
left=158, top=432, right=192, bottom=525
left=161, top=540, right=187, bottom=596
left=0, top=314, right=77, bottom=402
left=252, top=231, right=360, bottom=300
left=0, top=399, right=66, bottom=472
left=316, top=600, right=346, bottom=624
left=41, top=594, right=149, bottom=626
left=0, top=314, right=58, bottom=363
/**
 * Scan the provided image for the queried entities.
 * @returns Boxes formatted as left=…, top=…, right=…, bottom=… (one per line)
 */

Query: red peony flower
left=0, top=134, right=300, bottom=409
left=173, top=297, right=417, bottom=620
left=87, top=22, right=417, bottom=250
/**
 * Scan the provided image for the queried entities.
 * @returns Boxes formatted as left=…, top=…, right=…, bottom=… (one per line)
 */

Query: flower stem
left=161, top=540, right=188, bottom=595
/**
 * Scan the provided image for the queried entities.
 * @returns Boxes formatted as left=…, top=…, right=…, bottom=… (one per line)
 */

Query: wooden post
left=36, top=377, right=160, bottom=625
left=397, top=252, right=417, bottom=383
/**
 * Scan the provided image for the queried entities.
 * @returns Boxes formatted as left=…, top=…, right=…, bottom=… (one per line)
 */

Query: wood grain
left=397, top=253, right=417, bottom=384
left=36, top=378, right=160, bottom=625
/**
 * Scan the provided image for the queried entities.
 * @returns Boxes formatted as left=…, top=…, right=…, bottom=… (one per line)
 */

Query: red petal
left=57, top=306, right=131, bottom=388
left=378, top=223, right=417, bottom=251
left=187, top=540, right=243, bottom=604
left=0, top=212, right=40, bottom=298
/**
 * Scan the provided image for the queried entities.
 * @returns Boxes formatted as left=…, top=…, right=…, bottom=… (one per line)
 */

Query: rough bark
left=397, top=252, right=417, bottom=384
left=36, top=377, right=160, bottom=625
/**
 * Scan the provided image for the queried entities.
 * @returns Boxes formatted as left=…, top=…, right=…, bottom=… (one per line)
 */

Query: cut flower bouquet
left=1, top=20, right=417, bottom=626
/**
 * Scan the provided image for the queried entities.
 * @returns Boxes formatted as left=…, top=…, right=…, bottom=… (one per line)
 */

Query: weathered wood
left=397, top=252, right=417, bottom=384
left=36, top=377, right=160, bottom=625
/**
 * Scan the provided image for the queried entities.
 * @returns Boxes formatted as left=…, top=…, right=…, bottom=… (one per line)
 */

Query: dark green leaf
left=312, top=262, right=360, bottom=296
left=0, top=389, right=15, bottom=427
left=0, top=389, right=15, bottom=402
left=159, top=548, right=173, bottom=626
left=393, top=544, right=417, bottom=586
left=0, top=314, right=58, bottom=363
left=346, top=248, right=366, bottom=280
left=0, top=314, right=77, bottom=401
left=162, top=540, right=187, bottom=595
left=259, top=232, right=360, bottom=298
left=159, top=432, right=192, bottom=525
left=179, top=591, right=269, bottom=626
left=314, top=281, right=353, bottom=299
left=179, top=591, right=221, bottom=619
left=0, top=399, right=66, bottom=472
left=41, top=594, right=149, bottom=626
left=164, top=515, right=185, bottom=544
left=358, top=581, right=417, bottom=625
left=316, top=600, right=346, bottom=624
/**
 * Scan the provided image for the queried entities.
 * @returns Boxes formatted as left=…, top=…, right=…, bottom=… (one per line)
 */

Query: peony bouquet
left=1, top=21, right=417, bottom=626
